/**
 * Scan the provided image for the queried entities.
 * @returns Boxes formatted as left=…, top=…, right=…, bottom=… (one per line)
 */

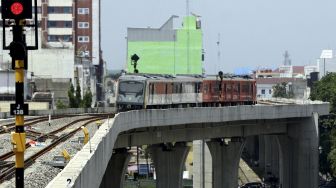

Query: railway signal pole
left=2, top=0, right=38, bottom=187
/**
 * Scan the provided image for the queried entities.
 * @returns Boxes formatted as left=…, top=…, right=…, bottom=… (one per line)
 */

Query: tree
left=56, top=100, right=67, bottom=109
left=272, top=82, right=294, bottom=98
left=82, top=89, right=93, bottom=108
left=68, top=82, right=77, bottom=108
left=310, top=72, right=336, bottom=178
left=75, top=79, right=82, bottom=107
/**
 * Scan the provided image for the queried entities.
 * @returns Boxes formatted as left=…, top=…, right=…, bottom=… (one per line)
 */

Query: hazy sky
left=101, top=0, right=336, bottom=74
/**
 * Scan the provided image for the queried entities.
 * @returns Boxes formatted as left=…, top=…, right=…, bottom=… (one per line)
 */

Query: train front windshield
left=118, top=81, right=144, bottom=95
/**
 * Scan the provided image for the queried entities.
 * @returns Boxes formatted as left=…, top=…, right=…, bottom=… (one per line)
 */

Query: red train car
left=202, top=76, right=256, bottom=106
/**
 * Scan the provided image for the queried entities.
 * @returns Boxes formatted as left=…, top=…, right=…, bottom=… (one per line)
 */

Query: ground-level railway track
left=0, top=114, right=114, bottom=182
left=0, top=113, right=114, bottom=134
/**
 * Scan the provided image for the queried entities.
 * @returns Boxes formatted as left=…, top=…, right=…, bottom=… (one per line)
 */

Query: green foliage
left=272, top=82, right=294, bottom=98
left=310, top=72, right=336, bottom=178
left=329, top=128, right=336, bottom=177
left=81, top=89, right=93, bottom=108
left=68, top=82, right=77, bottom=108
left=75, top=79, right=82, bottom=107
left=56, top=100, right=67, bottom=109
left=310, top=73, right=336, bottom=112
left=68, top=80, right=93, bottom=108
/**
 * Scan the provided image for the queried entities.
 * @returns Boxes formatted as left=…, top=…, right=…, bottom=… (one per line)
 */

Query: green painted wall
left=127, top=16, right=203, bottom=75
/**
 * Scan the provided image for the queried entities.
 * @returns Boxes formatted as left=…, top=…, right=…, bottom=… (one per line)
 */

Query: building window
left=48, top=7, right=72, bottom=14
left=47, top=21, right=72, bottom=28
left=48, top=35, right=72, bottom=42
left=47, top=21, right=57, bottom=27
left=78, top=8, right=89, bottom=14
left=78, top=22, right=89, bottom=28
left=261, top=89, right=265, bottom=95
left=64, top=21, right=72, bottom=28
left=63, top=7, right=72, bottom=13
left=269, top=89, right=272, bottom=94
left=78, top=36, right=89, bottom=43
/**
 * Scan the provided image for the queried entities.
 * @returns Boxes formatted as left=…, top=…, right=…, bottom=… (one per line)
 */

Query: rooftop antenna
left=217, top=33, right=221, bottom=71
left=283, top=50, right=291, bottom=66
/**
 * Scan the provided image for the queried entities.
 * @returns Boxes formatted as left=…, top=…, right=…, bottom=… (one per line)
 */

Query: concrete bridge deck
left=46, top=100, right=329, bottom=188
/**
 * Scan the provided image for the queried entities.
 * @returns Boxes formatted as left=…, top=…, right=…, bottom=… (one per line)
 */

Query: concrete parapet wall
left=46, top=102, right=329, bottom=188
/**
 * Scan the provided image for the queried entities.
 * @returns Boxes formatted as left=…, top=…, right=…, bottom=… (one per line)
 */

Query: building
left=0, top=0, right=102, bottom=106
left=318, top=58, right=336, bottom=79
left=256, top=78, right=308, bottom=99
left=127, top=15, right=203, bottom=75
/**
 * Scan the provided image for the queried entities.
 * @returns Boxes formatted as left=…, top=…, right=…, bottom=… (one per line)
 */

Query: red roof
left=292, top=66, right=305, bottom=74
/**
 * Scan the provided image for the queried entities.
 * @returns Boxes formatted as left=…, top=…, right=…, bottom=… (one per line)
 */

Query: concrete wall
left=46, top=101, right=329, bottom=188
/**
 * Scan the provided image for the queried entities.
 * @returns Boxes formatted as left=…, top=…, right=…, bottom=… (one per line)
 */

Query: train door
left=226, top=82, right=232, bottom=101
left=172, top=82, right=180, bottom=104
left=149, top=82, right=154, bottom=105
left=195, top=82, right=202, bottom=104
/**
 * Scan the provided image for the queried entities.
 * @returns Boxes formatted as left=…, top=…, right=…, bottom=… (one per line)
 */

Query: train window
left=173, top=83, right=179, bottom=93
left=165, top=84, right=168, bottom=94
left=180, top=83, right=183, bottom=93
left=185, top=83, right=193, bottom=93
left=119, top=81, right=144, bottom=94
left=195, top=82, right=201, bottom=93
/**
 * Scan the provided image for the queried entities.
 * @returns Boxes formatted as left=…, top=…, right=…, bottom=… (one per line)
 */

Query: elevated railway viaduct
left=47, top=100, right=329, bottom=188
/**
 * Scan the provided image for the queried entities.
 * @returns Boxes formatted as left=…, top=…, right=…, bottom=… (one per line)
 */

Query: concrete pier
left=99, top=148, right=131, bottom=188
left=207, top=138, right=245, bottom=188
left=149, top=142, right=190, bottom=188
left=277, top=113, right=319, bottom=188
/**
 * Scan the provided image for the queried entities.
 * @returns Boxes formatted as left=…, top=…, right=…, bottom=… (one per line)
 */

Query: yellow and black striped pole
left=14, top=59, right=26, bottom=187
left=2, top=0, right=37, bottom=185
left=9, top=21, right=27, bottom=188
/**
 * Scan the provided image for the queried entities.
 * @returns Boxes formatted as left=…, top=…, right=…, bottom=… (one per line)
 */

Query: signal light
left=9, top=41, right=26, bottom=59
left=11, top=2, right=24, bottom=15
left=1, top=0, right=32, bottom=19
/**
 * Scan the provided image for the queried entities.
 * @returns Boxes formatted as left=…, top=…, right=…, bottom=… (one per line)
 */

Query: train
left=116, top=74, right=257, bottom=111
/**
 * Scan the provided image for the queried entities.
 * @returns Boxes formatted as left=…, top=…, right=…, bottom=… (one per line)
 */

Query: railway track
left=0, top=114, right=114, bottom=182
left=0, top=114, right=112, bottom=161
left=0, top=113, right=113, bottom=134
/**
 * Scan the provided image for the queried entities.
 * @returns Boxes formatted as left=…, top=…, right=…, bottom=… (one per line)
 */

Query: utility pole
left=2, top=0, right=38, bottom=186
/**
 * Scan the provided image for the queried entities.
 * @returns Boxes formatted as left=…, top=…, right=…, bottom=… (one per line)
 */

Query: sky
left=101, top=0, right=336, bottom=74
